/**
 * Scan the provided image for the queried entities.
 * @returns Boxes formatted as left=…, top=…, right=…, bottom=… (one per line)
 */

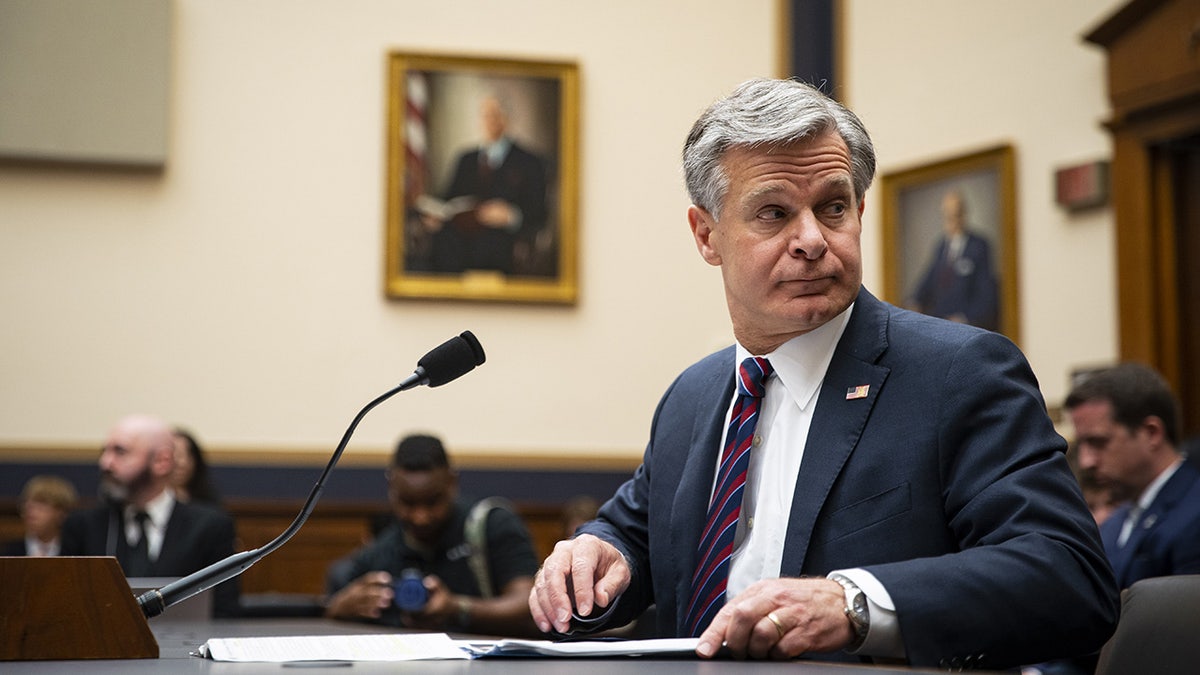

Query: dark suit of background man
left=529, top=78, right=1117, bottom=671
left=909, top=190, right=999, bottom=331
left=60, top=414, right=240, bottom=617
left=1066, top=362, right=1200, bottom=589
left=422, top=94, right=549, bottom=276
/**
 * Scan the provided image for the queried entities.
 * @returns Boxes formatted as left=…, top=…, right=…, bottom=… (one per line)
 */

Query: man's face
left=388, top=467, right=457, bottom=546
left=689, top=131, right=863, bottom=353
left=98, top=424, right=165, bottom=505
left=941, top=192, right=966, bottom=236
left=480, top=97, right=507, bottom=143
left=1070, top=399, right=1155, bottom=496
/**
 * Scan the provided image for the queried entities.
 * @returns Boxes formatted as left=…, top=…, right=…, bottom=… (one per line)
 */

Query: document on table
left=460, top=637, right=700, bottom=658
left=197, top=633, right=469, bottom=662
left=197, top=633, right=700, bottom=662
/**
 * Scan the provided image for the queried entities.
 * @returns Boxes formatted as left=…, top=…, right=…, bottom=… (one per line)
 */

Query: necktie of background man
left=125, top=511, right=151, bottom=577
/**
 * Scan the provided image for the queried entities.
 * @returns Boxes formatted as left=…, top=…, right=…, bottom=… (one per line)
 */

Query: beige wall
left=0, top=0, right=1125, bottom=460
left=847, top=0, right=1124, bottom=408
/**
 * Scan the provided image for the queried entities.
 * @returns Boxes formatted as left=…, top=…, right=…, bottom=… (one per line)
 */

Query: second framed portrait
left=384, top=52, right=579, bottom=304
left=880, top=145, right=1019, bottom=343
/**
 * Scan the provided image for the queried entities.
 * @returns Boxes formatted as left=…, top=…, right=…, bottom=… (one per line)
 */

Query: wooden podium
left=0, top=557, right=158, bottom=660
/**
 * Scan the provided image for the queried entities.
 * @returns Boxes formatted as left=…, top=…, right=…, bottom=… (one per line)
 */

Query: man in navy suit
left=418, top=94, right=550, bottom=276
left=908, top=190, right=999, bottom=331
left=1066, top=363, right=1200, bottom=588
left=529, top=78, right=1117, bottom=670
left=60, top=414, right=240, bottom=617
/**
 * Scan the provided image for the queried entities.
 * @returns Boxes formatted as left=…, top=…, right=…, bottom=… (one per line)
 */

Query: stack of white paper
left=197, top=634, right=701, bottom=662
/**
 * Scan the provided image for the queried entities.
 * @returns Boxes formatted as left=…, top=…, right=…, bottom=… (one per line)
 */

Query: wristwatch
left=456, top=597, right=472, bottom=629
left=828, top=573, right=870, bottom=652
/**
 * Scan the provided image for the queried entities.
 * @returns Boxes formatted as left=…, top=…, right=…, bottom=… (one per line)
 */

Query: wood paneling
left=1086, top=0, right=1200, bottom=434
left=0, top=498, right=570, bottom=597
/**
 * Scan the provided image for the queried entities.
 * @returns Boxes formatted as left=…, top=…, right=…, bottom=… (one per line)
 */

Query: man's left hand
left=696, top=577, right=854, bottom=660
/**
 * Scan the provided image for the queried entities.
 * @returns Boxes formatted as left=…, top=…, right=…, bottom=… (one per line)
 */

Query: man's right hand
left=324, top=571, right=394, bottom=620
left=528, top=534, right=631, bottom=634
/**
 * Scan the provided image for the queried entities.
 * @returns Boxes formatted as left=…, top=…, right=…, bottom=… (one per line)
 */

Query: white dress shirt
left=720, top=303, right=904, bottom=658
left=24, top=536, right=60, bottom=557
left=124, top=488, right=177, bottom=563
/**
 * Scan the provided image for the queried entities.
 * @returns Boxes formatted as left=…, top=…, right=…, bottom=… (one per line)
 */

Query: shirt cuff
left=831, top=568, right=906, bottom=660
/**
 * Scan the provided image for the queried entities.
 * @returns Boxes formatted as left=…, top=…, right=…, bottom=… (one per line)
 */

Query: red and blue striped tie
left=684, top=356, right=773, bottom=636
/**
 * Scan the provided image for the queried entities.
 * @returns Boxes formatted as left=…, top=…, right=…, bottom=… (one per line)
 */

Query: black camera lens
left=393, top=569, right=428, bottom=611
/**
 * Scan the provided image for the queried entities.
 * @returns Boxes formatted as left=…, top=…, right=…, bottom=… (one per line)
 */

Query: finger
left=569, top=551, right=600, bottom=617
left=714, top=594, right=774, bottom=659
left=532, top=545, right=576, bottom=633
left=592, top=553, right=631, bottom=610
left=696, top=608, right=730, bottom=659
left=362, top=570, right=393, bottom=586
left=747, top=613, right=785, bottom=660
left=528, top=584, right=551, bottom=632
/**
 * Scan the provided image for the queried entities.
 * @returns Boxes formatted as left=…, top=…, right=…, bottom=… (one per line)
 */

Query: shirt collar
left=483, top=137, right=512, bottom=167
left=127, top=488, right=176, bottom=529
left=1137, top=456, right=1184, bottom=510
left=735, top=303, right=855, bottom=411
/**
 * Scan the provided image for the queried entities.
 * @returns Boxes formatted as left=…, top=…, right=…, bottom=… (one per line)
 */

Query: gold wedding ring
left=766, top=611, right=786, bottom=639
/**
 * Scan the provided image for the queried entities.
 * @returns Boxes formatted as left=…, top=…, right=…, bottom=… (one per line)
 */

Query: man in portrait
left=412, top=93, right=550, bottom=277
left=908, top=189, right=1000, bottom=331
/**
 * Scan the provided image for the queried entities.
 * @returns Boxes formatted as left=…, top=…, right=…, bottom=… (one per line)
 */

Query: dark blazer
left=60, top=498, right=240, bottom=617
left=1101, top=459, right=1200, bottom=589
left=445, top=141, right=548, bottom=241
left=428, top=141, right=548, bottom=274
left=911, top=231, right=999, bottom=331
left=582, top=287, right=1117, bottom=670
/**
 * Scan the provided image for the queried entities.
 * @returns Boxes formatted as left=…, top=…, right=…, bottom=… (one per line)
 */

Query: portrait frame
left=880, top=144, right=1019, bottom=343
left=384, top=52, right=579, bottom=304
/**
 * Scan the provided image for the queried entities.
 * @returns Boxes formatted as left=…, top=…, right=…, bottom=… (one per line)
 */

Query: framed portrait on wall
left=384, top=52, right=579, bottom=304
left=880, top=145, right=1019, bottom=343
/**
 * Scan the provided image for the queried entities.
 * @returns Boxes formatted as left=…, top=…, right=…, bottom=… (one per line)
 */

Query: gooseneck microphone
left=136, top=331, right=485, bottom=618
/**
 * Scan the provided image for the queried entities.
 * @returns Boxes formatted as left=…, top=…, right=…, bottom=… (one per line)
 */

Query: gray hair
left=683, top=78, right=876, bottom=217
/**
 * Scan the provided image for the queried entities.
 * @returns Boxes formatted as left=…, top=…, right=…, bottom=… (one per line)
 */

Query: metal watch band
left=829, top=573, right=870, bottom=652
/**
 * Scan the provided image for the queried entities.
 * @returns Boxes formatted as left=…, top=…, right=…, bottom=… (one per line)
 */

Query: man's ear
left=688, top=205, right=722, bottom=266
left=1141, top=415, right=1169, bottom=448
left=857, top=196, right=866, bottom=218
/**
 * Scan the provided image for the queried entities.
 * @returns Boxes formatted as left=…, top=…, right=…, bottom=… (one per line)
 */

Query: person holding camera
left=323, top=434, right=540, bottom=637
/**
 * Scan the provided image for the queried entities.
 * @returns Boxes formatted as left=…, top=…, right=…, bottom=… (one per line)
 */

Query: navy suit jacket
left=1101, top=459, right=1200, bottom=589
left=60, top=498, right=240, bottom=617
left=582, top=288, right=1117, bottom=670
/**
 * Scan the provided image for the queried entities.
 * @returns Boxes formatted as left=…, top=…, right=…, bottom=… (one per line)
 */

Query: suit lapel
left=1115, top=461, right=1200, bottom=585
left=153, top=500, right=185, bottom=575
left=781, top=288, right=890, bottom=574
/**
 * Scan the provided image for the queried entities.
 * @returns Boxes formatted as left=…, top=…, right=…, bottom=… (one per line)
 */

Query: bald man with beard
left=60, top=414, right=240, bottom=617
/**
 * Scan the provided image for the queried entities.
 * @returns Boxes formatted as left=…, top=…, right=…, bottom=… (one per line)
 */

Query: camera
left=393, top=569, right=428, bottom=612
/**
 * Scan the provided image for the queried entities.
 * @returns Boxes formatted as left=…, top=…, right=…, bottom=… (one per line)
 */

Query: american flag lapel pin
left=845, top=384, right=870, bottom=400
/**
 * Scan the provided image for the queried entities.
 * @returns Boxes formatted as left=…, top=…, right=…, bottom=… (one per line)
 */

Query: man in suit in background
left=1065, top=362, right=1200, bottom=588
left=908, top=190, right=1000, bottom=331
left=529, top=78, right=1117, bottom=670
left=60, top=414, right=240, bottom=617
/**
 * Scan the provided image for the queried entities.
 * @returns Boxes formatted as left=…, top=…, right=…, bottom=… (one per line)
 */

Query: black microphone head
left=417, top=331, right=486, bottom=387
